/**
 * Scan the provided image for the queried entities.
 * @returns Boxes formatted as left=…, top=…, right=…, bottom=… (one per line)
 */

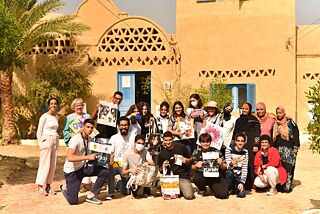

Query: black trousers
left=193, top=172, right=228, bottom=199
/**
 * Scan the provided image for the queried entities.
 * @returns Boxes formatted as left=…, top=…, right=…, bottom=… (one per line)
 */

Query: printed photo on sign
left=231, top=154, right=247, bottom=167
left=177, top=117, right=195, bottom=139
left=202, top=151, right=219, bottom=177
left=89, top=140, right=112, bottom=168
left=97, top=100, right=118, bottom=127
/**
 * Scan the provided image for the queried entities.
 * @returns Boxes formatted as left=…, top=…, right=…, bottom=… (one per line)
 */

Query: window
left=226, top=84, right=256, bottom=111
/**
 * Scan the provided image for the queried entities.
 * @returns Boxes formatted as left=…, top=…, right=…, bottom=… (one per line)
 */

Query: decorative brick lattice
left=198, top=69, right=276, bottom=78
left=98, top=27, right=166, bottom=52
left=303, top=73, right=320, bottom=80
left=89, top=55, right=180, bottom=67
left=26, top=36, right=75, bottom=55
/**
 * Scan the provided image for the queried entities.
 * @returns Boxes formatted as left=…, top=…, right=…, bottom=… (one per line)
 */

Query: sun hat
left=205, top=101, right=220, bottom=113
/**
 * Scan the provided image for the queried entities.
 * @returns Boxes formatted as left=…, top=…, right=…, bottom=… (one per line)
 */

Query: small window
left=226, top=84, right=256, bottom=111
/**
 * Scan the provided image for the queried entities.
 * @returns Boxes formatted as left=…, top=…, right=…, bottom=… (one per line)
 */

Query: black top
left=157, top=144, right=191, bottom=179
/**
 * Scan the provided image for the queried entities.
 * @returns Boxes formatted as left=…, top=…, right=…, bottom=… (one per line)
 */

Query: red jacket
left=254, top=147, right=287, bottom=185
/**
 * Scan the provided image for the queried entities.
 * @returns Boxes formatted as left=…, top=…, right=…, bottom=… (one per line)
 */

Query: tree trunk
left=0, top=70, right=18, bottom=145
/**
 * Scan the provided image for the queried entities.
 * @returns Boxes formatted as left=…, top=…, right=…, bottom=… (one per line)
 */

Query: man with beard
left=107, top=116, right=135, bottom=199
left=254, top=102, right=276, bottom=137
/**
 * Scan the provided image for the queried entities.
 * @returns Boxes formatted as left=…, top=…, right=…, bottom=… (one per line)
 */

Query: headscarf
left=233, top=103, right=259, bottom=138
left=223, top=102, right=234, bottom=121
left=272, top=106, right=289, bottom=141
left=254, top=102, right=276, bottom=124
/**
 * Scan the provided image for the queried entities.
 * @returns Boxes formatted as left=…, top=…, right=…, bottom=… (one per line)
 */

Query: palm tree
left=0, top=0, right=89, bottom=145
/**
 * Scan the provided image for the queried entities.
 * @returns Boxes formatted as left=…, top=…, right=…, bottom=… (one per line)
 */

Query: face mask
left=191, top=101, right=198, bottom=108
left=135, top=144, right=144, bottom=152
left=223, top=109, right=231, bottom=116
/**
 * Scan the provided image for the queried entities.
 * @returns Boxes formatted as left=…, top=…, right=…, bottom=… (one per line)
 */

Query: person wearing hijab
left=254, top=102, right=276, bottom=137
left=232, top=102, right=261, bottom=191
left=272, top=106, right=300, bottom=193
left=221, top=102, right=237, bottom=148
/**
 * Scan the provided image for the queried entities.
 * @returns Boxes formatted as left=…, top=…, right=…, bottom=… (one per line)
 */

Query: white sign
left=122, top=76, right=131, bottom=88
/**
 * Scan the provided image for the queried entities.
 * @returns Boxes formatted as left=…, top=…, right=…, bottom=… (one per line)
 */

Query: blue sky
left=41, top=0, right=320, bottom=34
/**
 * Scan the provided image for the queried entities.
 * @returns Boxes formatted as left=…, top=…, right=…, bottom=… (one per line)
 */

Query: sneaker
left=105, top=193, right=115, bottom=200
left=86, top=196, right=102, bottom=205
left=37, top=188, right=48, bottom=196
left=46, top=187, right=57, bottom=195
left=195, top=190, right=205, bottom=197
left=144, top=193, right=154, bottom=199
left=267, top=187, right=278, bottom=196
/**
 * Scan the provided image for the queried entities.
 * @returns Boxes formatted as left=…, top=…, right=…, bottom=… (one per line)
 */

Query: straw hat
left=205, top=101, right=220, bottom=113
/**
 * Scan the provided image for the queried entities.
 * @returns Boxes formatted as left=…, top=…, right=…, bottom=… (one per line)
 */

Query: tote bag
left=160, top=168, right=180, bottom=199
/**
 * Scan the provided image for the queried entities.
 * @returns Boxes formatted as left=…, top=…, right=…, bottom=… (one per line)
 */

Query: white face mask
left=191, top=101, right=198, bottom=108
left=135, top=144, right=144, bottom=152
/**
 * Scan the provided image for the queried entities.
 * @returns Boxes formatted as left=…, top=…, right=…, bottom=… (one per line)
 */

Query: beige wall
left=14, top=0, right=319, bottom=131
left=297, top=25, right=320, bottom=130
left=176, top=0, right=297, bottom=122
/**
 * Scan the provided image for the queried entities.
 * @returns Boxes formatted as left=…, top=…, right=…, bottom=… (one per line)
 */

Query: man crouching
left=60, top=119, right=110, bottom=205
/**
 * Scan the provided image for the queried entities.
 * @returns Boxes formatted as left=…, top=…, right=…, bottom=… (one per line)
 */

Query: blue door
left=117, top=72, right=135, bottom=116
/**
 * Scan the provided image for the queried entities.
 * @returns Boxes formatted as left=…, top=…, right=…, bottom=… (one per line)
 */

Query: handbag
left=160, top=168, right=180, bottom=199
left=126, top=163, right=158, bottom=190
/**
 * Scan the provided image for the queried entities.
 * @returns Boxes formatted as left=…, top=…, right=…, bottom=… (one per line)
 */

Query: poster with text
left=202, top=151, right=219, bottom=177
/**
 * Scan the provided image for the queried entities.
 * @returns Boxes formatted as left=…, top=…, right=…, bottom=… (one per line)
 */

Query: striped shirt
left=225, top=145, right=249, bottom=184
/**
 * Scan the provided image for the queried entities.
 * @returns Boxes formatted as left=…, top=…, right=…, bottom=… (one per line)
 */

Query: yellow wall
left=176, top=0, right=297, bottom=121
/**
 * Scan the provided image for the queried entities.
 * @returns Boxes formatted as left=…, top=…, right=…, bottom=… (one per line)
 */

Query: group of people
left=35, top=91, right=300, bottom=205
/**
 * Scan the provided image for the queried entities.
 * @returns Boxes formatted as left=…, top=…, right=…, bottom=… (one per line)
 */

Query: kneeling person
left=158, top=131, right=194, bottom=200
left=122, top=135, right=155, bottom=198
left=61, top=119, right=111, bottom=205
left=192, top=133, right=228, bottom=199
left=254, top=134, right=287, bottom=196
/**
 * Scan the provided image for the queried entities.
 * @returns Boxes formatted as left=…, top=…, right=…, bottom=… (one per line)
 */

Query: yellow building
left=17, top=0, right=320, bottom=130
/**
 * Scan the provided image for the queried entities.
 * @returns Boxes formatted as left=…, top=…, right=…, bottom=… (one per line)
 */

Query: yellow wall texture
left=176, top=0, right=297, bottom=121
left=14, top=0, right=319, bottom=130
left=297, top=25, right=320, bottom=130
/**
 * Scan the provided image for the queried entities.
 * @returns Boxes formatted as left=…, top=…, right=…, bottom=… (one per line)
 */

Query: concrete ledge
left=20, top=139, right=66, bottom=147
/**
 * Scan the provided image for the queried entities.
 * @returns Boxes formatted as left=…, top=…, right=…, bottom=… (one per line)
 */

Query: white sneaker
left=267, top=188, right=277, bottom=196
left=105, top=193, right=115, bottom=200
left=195, top=190, right=205, bottom=197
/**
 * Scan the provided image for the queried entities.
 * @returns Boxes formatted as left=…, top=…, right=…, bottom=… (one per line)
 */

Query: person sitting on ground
left=253, top=135, right=287, bottom=196
left=191, top=133, right=228, bottom=199
left=225, top=132, right=249, bottom=198
left=107, top=116, right=136, bottom=199
left=158, top=131, right=194, bottom=200
left=122, top=135, right=155, bottom=198
left=60, top=119, right=111, bottom=205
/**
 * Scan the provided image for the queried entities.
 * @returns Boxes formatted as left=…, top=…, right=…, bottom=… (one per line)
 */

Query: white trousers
left=254, top=166, right=280, bottom=188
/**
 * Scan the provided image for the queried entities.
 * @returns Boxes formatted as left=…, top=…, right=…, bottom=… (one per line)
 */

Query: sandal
left=37, top=188, right=48, bottom=196
left=46, top=187, right=57, bottom=195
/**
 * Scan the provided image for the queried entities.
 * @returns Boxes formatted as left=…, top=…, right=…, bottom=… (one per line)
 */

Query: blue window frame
left=226, top=84, right=256, bottom=111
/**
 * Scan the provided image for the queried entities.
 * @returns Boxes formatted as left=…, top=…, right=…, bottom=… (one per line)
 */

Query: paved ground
left=0, top=144, right=320, bottom=214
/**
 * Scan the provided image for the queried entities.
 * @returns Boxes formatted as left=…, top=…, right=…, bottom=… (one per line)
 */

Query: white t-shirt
left=36, top=113, right=59, bottom=141
left=222, top=116, right=237, bottom=147
left=63, top=133, right=90, bottom=173
left=110, top=133, right=135, bottom=164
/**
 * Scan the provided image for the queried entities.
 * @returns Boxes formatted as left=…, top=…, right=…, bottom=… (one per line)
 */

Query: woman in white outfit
left=36, top=97, right=60, bottom=196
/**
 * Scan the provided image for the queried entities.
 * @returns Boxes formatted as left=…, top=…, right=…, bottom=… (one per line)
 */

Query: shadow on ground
left=0, top=155, right=66, bottom=185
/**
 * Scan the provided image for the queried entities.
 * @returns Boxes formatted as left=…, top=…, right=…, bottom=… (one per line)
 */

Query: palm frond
left=19, top=0, right=64, bottom=31
left=23, top=15, right=89, bottom=51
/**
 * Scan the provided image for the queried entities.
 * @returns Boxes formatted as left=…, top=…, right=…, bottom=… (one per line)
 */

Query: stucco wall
left=176, top=0, right=297, bottom=121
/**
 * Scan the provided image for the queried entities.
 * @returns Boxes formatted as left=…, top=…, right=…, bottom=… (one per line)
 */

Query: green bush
left=306, top=79, right=320, bottom=154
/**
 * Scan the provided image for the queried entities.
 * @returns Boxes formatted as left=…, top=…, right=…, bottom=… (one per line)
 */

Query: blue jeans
left=108, top=166, right=128, bottom=195
left=224, top=170, right=245, bottom=198
left=63, top=164, right=110, bottom=205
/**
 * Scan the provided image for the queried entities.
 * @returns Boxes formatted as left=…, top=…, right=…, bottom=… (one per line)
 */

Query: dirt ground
left=0, top=144, right=320, bottom=214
